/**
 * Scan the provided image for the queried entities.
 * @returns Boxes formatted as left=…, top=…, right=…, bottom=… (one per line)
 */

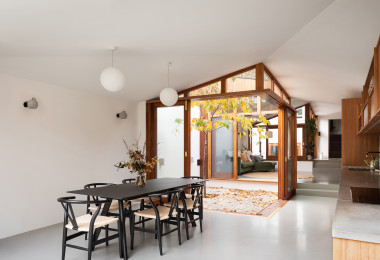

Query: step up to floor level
left=297, top=183, right=339, bottom=198
left=313, top=160, right=341, bottom=168
left=297, top=183, right=339, bottom=191
left=297, top=188, right=338, bottom=198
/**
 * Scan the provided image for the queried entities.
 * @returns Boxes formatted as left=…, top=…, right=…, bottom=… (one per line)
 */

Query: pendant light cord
left=168, top=62, right=171, bottom=88
left=112, top=49, right=114, bottom=67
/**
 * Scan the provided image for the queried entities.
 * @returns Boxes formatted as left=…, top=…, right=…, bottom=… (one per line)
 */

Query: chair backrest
left=84, top=183, right=115, bottom=201
left=122, top=178, right=135, bottom=184
left=181, top=177, right=204, bottom=200
left=183, top=184, right=203, bottom=208
left=149, top=189, right=181, bottom=219
left=57, top=196, right=111, bottom=231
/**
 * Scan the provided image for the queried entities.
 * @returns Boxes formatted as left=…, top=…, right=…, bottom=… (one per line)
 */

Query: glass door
left=211, top=118, right=234, bottom=179
left=156, top=104, right=185, bottom=178
left=278, top=107, right=297, bottom=199
left=285, top=109, right=297, bottom=198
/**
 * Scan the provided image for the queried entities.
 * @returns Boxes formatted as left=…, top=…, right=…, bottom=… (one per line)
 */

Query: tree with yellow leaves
left=177, top=84, right=269, bottom=179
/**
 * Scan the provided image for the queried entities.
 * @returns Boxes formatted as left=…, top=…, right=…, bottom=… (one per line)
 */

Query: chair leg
left=131, top=213, right=135, bottom=250
left=106, top=224, right=109, bottom=246
left=129, top=213, right=133, bottom=236
left=117, top=220, right=123, bottom=258
left=140, top=200, right=145, bottom=228
left=155, top=220, right=158, bottom=239
left=157, top=220, right=163, bottom=256
left=177, top=214, right=182, bottom=245
left=199, top=207, right=203, bottom=233
left=61, top=226, right=67, bottom=260
left=87, top=231, right=93, bottom=260
left=184, top=210, right=189, bottom=240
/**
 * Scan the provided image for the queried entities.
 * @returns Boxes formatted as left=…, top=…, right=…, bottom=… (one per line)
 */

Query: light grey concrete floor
left=0, top=195, right=336, bottom=260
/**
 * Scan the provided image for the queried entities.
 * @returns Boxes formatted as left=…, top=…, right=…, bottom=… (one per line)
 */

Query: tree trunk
left=203, top=132, right=208, bottom=194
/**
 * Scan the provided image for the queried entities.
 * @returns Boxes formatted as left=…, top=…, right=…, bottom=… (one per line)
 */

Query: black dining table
left=68, top=177, right=206, bottom=260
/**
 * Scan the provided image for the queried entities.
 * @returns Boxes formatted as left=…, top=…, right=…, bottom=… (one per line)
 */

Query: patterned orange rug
left=204, top=187, right=286, bottom=217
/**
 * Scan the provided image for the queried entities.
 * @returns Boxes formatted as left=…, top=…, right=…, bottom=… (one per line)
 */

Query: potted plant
left=115, top=139, right=157, bottom=187
left=304, top=118, right=317, bottom=160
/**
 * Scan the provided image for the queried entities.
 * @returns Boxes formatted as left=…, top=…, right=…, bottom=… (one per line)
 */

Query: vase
left=135, top=172, right=146, bottom=187
left=370, top=161, right=376, bottom=171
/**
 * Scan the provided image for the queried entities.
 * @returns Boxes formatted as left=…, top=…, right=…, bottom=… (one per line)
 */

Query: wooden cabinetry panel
left=342, top=98, right=379, bottom=166
left=358, top=36, right=380, bottom=134
left=333, top=238, right=380, bottom=260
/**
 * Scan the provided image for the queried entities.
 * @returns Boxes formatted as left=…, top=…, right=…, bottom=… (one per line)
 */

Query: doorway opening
left=329, top=119, right=342, bottom=158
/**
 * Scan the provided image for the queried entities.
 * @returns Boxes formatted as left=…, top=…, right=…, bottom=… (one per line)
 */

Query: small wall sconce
left=23, top=98, right=38, bottom=109
left=116, top=111, right=127, bottom=119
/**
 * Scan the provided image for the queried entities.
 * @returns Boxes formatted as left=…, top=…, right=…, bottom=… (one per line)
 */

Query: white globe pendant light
left=159, top=62, right=178, bottom=106
left=100, top=47, right=125, bottom=92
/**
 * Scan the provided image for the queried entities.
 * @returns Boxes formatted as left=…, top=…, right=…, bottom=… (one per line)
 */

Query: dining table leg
left=118, top=199, right=128, bottom=260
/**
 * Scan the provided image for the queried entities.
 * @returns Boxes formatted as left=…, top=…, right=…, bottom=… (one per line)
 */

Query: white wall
left=318, top=117, right=329, bottom=159
left=136, top=101, right=146, bottom=141
left=0, top=74, right=138, bottom=239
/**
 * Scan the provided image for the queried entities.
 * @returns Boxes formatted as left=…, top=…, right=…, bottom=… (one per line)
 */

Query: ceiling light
left=100, top=47, right=125, bottom=92
left=160, top=62, right=178, bottom=106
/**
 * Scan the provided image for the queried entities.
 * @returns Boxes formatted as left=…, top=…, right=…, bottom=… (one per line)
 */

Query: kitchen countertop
left=332, top=167, right=380, bottom=243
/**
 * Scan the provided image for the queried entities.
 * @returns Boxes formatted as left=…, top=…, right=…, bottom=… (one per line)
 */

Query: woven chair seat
left=129, top=196, right=161, bottom=204
left=88, top=201, right=129, bottom=213
left=164, top=198, right=199, bottom=210
left=134, top=205, right=177, bottom=220
left=65, top=214, right=118, bottom=232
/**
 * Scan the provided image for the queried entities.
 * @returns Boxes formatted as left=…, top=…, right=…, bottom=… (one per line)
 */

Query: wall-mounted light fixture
left=23, top=98, right=38, bottom=109
left=116, top=111, right=127, bottom=119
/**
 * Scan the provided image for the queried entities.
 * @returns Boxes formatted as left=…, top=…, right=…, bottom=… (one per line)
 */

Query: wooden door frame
left=146, top=100, right=189, bottom=179
left=278, top=106, right=297, bottom=200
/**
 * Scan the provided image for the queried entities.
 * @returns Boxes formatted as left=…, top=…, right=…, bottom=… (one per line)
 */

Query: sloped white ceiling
left=265, top=0, right=380, bottom=116
left=0, top=0, right=333, bottom=102
left=0, top=0, right=379, bottom=117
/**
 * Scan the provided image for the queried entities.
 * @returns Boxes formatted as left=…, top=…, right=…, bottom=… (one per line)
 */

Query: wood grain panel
left=342, top=98, right=379, bottom=166
left=255, top=63, right=264, bottom=90
left=278, top=107, right=286, bottom=200
left=333, top=238, right=380, bottom=260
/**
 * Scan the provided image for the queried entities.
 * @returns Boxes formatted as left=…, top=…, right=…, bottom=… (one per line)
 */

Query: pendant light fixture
left=159, top=62, right=178, bottom=106
left=100, top=47, right=125, bottom=92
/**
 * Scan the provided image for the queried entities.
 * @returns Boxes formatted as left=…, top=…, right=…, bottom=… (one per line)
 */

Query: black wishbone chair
left=121, top=178, right=161, bottom=230
left=84, top=183, right=129, bottom=214
left=166, top=183, right=204, bottom=240
left=57, top=196, right=120, bottom=260
left=84, top=183, right=129, bottom=243
left=181, top=176, right=204, bottom=199
left=130, top=189, right=182, bottom=256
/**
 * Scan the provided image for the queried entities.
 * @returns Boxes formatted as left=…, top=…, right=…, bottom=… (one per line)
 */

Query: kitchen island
left=332, top=167, right=380, bottom=259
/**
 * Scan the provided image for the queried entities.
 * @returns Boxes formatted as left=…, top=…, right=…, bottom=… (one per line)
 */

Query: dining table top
left=68, top=177, right=206, bottom=200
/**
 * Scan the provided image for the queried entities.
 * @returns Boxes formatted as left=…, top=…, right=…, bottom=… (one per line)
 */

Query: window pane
left=227, top=69, right=256, bottom=92
left=268, top=129, right=279, bottom=156
left=296, top=106, right=305, bottom=124
left=189, top=82, right=221, bottom=96
left=156, top=106, right=184, bottom=178
left=269, top=117, right=278, bottom=125
left=251, top=128, right=266, bottom=159
left=264, top=71, right=272, bottom=89
left=274, top=83, right=282, bottom=97
left=211, top=119, right=233, bottom=179
left=297, top=127, right=304, bottom=156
